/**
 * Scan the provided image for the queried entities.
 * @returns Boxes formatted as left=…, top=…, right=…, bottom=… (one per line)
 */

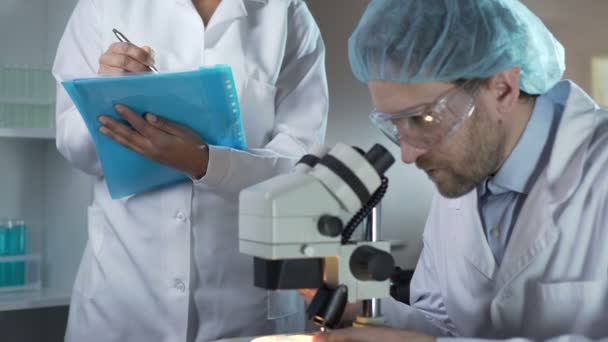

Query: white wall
left=0, top=0, right=48, bottom=66
left=521, top=0, right=608, bottom=94
left=306, top=0, right=608, bottom=268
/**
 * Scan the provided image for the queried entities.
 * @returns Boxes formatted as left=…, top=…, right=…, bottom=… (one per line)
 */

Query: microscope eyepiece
left=364, top=144, right=395, bottom=176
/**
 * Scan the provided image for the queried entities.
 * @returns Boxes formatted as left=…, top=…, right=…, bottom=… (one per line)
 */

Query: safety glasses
left=370, top=81, right=479, bottom=150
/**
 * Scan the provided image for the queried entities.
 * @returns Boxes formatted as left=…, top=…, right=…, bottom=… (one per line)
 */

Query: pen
left=112, top=28, right=159, bottom=73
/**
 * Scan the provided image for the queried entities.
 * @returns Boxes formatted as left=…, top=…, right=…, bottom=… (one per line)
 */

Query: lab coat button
left=491, top=226, right=500, bottom=240
left=175, top=211, right=187, bottom=222
left=174, top=279, right=186, bottom=292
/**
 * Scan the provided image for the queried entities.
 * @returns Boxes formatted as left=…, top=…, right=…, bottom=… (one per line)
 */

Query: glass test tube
left=8, top=219, right=26, bottom=286
left=0, top=218, right=8, bottom=287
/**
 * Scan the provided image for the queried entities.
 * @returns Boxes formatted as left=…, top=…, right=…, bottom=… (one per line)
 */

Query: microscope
left=239, top=142, right=398, bottom=332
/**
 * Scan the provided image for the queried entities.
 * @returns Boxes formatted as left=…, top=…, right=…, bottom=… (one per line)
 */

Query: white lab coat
left=52, top=0, right=328, bottom=341
left=382, top=81, right=608, bottom=341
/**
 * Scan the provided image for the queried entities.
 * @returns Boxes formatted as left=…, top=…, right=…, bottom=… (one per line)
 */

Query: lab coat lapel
left=147, top=1, right=205, bottom=71
left=206, top=0, right=248, bottom=32
left=544, top=82, right=599, bottom=190
left=451, top=192, right=497, bottom=280
left=494, top=81, right=597, bottom=289
left=171, top=0, right=255, bottom=49
left=205, top=0, right=267, bottom=48
left=494, top=177, right=560, bottom=289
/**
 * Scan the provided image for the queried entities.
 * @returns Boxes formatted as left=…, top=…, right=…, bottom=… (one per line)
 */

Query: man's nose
left=400, top=140, right=426, bottom=164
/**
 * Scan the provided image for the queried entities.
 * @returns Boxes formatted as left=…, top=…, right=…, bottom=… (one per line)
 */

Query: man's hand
left=99, top=104, right=208, bottom=179
left=98, top=42, right=155, bottom=75
left=313, top=327, right=435, bottom=342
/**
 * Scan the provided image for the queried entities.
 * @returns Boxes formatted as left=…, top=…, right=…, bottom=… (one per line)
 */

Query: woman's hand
left=99, top=104, right=209, bottom=179
left=98, top=42, right=155, bottom=75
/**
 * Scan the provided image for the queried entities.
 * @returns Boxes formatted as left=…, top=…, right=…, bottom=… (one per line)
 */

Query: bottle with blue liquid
left=0, top=218, right=27, bottom=287
left=0, top=218, right=8, bottom=287
left=9, top=219, right=26, bottom=286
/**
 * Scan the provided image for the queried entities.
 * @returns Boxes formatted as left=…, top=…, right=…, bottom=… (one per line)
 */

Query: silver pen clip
left=112, top=28, right=159, bottom=73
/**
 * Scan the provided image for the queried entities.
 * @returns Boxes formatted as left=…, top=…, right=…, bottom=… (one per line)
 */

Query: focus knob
left=349, top=246, right=395, bottom=281
left=317, top=215, right=343, bottom=237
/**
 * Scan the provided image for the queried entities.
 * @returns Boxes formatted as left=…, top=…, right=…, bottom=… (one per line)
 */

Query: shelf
left=0, top=97, right=54, bottom=106
left=0, top=288, right=70, bottom=312
left=0, top=128, right=55, bottom=139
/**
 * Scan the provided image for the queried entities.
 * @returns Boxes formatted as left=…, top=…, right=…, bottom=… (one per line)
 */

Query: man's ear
left=486, top=67, right=521, bottom=115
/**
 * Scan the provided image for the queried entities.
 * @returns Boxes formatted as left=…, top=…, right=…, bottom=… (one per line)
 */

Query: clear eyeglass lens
left=373, top=89, right=476, bottom=149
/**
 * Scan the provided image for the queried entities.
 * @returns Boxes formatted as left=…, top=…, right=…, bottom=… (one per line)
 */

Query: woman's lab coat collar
left=174, top=0, right=268, bottom=4
left=173, top=0, right=268, bottom=32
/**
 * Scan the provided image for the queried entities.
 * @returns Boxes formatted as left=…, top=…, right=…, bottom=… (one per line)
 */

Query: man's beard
left=416, top=110, right=504, bottom=198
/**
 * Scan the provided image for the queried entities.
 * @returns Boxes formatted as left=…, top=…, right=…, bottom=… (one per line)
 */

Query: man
left=315, top=0, right=608, bottom=341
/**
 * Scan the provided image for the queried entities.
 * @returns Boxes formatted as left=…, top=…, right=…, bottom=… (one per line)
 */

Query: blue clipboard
left=62, top=66, right=247, bottom=199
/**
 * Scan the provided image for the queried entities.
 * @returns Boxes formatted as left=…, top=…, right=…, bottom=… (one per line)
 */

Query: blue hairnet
left=348, top=0, right=565, bottom=94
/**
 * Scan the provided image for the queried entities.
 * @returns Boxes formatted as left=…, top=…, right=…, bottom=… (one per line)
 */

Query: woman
left=53, top=0, right=328, bottom=340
